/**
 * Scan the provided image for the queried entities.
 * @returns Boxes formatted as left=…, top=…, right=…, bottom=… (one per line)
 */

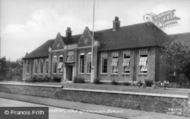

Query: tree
left=162, top=39, right=190, bottom=85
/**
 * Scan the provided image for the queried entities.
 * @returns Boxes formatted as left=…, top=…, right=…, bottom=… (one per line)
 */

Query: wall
left=98, top=47, right=158, bottom=82
left=0, top=83, right=189, bottom=117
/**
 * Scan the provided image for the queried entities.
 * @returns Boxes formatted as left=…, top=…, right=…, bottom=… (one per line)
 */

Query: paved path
left=0, top=92, right=189, bottom=119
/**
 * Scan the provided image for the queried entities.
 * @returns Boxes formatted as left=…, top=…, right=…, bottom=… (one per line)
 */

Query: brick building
left=22, top=17, right=172, bottom=83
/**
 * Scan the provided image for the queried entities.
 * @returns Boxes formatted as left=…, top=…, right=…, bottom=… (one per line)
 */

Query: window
left=26, top=60, right=30, bottom=73
left=123, top=51, right=131, bottom=74
left=58, top=55, right=63, bottom=73
left=79, top=53, right=85, bottom=73
left=139, top=49, right=148, bottom=74
left=45, top=59, right=49, bottom=73
left=86, top=53, right=91, bottom=73
left=52, top=56, right=58, bottom=74
left=40, top=59, right=44, bottom=74
left=101, top=53, right=108, bottom=73
left=34, top=59, right=38, bottom=74
left=111, top=52, right=119, bottom=74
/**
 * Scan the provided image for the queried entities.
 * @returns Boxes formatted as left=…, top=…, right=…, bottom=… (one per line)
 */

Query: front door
left=66, top=65, right=73, bottom=81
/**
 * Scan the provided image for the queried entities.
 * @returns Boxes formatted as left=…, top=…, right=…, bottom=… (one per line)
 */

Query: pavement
left=0, top=92, right=189, bottom=119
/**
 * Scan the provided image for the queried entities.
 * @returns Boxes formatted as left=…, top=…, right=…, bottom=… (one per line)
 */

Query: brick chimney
left=66, top=27, right=72, bottom=37
left=113, top=16, right=120, bottom=31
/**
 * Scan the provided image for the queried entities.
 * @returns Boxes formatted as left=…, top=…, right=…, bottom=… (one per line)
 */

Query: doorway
left=66, top=65, right=73, bottom=81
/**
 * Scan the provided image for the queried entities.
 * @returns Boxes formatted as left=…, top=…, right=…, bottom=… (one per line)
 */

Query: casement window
left=58, top=55, right=63, bottom=73
left=123, top=51, right=131, bottom=74
left=111, top=52, right=119, bottom=74
left=52, top=56, right=58, bottom=74
left=34, top=59, right=38, bottom=74
left=86, top=52, right=92, bottom=73
left=26, top=60, right=30, bottom=73
left=101, top=53, right=108, bottom=74
left=79, top=53, right=85, bottom=73
left=139, top=49, right=148, bottom=74
left=40, top=59, right=44, bottom=74
left=45, top=59, right=49, bottom=73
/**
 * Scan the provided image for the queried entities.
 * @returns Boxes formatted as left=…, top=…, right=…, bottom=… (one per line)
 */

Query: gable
left=78, top=27, right=92, bottom=47
left=52, top=33, right=64, bottom=50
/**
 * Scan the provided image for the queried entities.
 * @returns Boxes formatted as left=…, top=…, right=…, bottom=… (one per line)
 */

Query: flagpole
left=91, top=0, right=95, bottom=83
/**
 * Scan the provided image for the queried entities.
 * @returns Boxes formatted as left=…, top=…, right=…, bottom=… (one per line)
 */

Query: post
left=91, top=0, right=95, bottom=83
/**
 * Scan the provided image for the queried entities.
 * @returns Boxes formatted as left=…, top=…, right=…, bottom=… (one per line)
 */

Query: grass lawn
left=0, top=81, right=189, bottom=96
left=62, top=83, right=189, bottom=96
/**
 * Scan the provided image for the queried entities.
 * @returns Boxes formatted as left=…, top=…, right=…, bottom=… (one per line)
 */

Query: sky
left=0, top=0, right=190, bottom=61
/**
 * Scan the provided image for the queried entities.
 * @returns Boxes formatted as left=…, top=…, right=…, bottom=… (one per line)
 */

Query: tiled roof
left=23, top=40, right=54, bottom=59
left=95, top=22, right=172, bottom=51
left=23, top=22, right=172, bottom=59
left=62, top=34, right=80, bottom=45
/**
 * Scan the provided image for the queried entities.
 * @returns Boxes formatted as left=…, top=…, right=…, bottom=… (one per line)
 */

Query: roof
left=62, top=34, right=80, bottom=45
left=95, top=22, right=172, bottom=51
left=23, top=22, right=173, bottom=59
left=23, top=40, right=54, bottom=59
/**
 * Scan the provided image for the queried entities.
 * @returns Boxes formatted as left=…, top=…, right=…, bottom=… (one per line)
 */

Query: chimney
left=66, top=27, right=72, bottom=37
left=113, top=16, right=120, bottom=31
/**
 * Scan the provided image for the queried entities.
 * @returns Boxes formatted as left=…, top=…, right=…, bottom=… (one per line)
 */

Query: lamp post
left=91, top=0, right=95, bottom=83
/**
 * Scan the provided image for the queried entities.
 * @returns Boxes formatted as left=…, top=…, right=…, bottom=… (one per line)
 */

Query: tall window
left=45, top=59, right=49, bottom=73
left=111, top=52, right=119, bottom=74
left=58, top=55, right=63, bottom=73
left=34, top=59, right=38, bottom=74
left=26, top=60, right=30, bottom=73
left=40, top=59, right=44, bottom=74
left=79, top=53, right=85, bottom=73
left=139, top=49, right=148, bottom=74
left=52, top=56, right=58, bottom=74
left=123, top=51, right=131, bottom=74
left=86, top=53, right=91, bottom=73
left=101, top=53, right=108, bottom=73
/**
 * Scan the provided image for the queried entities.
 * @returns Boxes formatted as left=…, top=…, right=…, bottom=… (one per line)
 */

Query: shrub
left=44, top=76, right=51, bottom=82
left=137, top=80, right=143, bottom=86
left=123, top=81, right=132, bottom=86
left=145, top=79, right=153, bottom=87
left=94, top=77, right=102, bottom=84
left=73, top=77, right=85, bottom=83
left=29, top=76, right=37, bottom=82
left=111, top=79, right=118, bottom=85
left=53, top=77, right=62, bottom=82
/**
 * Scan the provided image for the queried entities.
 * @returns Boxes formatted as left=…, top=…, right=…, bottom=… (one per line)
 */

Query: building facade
left=22, top=17, right=172, bottom=83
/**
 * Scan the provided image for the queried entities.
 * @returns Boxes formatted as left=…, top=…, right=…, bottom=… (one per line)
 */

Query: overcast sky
left=1, top=0, right=190, bottom=61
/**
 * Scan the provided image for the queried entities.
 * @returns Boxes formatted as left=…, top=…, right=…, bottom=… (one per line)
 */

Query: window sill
left=100, top=73, right=108, bottom=75
left=111, top=73, right=118, bottom=76
left=122, top=73, right=131, bottom=75
left=138, top=73, right=148, bottom=76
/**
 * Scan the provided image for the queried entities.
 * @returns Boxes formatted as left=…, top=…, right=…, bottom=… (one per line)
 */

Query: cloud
left=1, top=8, right=88, bottom=60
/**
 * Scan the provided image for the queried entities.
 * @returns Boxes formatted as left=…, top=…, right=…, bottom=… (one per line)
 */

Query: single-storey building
left=22, top=17, right=172, bottom=83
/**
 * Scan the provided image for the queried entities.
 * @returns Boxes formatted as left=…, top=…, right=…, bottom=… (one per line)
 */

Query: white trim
left=111, top=52, right=119, bottom=74
left=86, top=52, right=92, bottom=74
left=122, top=51, right=131, bottom=74
left=77, top=46, right=92, bottom=49
left=79, top=53, right=85, bottom=74
left=139, top=49, right=148, bottom=74
left=100, top=53, right=108, bottom=74
left=51, top=49, right=65, bottom=52
left=52, top=56, right=58, bottom=74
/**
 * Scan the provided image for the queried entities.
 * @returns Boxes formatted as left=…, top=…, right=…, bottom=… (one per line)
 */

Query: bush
left=111, top=79, right=118, bottom=85
left=53, top=77, right=62, bottom=82
left=145, top=79, right=153, bottom=87
left=44, top=76, right=51, bottom=82
left=123, top=81, right=132, bottom=86
left=94, top=77, right=102, bottom=84
left=73, top=77, right=85, bottom=83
